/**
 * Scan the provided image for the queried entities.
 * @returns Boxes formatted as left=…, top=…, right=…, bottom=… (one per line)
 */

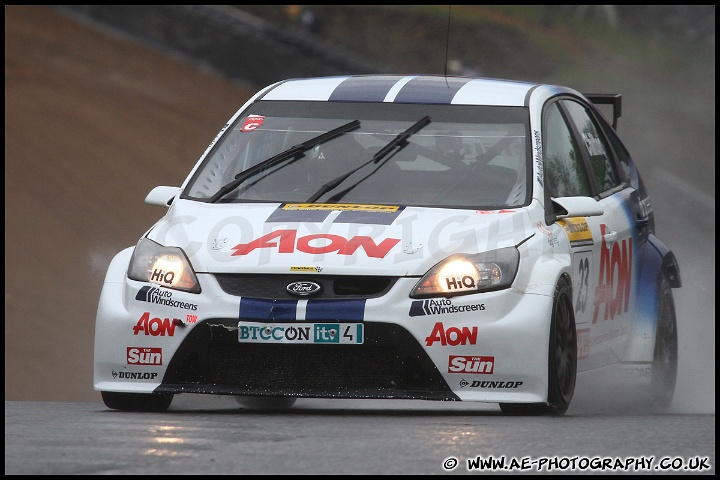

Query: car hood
left=145, top=201, right=535, bottom=276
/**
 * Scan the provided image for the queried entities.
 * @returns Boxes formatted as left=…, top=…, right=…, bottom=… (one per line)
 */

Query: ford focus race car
left=94, top=75, right=681, bottom=414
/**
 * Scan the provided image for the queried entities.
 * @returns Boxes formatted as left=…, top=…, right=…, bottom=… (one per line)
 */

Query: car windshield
left=183, top=100, right=531, bottom=209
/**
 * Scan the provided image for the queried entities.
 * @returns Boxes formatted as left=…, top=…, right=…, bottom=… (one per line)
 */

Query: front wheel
left=500, top=276, right=577, bottom=415
left=101, top=391, right=174, bottom=412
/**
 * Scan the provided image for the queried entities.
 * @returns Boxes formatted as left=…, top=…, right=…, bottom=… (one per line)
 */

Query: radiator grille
left=161, top=320, right=455, bottom=400
left=214, top=274, right=397, bottom=299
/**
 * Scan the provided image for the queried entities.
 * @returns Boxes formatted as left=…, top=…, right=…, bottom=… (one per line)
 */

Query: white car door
left=543, top=98, right=637, bottom=370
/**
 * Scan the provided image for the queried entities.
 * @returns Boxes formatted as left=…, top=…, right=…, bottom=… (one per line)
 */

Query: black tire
left=235, top=396, right=297, bottom=409
left=500, top=276, right=576, bottom=415
left=647, top=278, right=678, bottom=412
left=101, top=391, right=174, bottom=412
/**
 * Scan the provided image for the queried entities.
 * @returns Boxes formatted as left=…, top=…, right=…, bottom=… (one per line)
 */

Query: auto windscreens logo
left=409, top=299, right=485, bottom=317
left=135, top=286, right=198, bottom=311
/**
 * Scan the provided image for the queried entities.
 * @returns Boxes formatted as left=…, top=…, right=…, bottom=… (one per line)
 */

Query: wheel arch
left=660, top=249, right=681, bottom=289
left=646, top=233, right=681, bottom=288
left=499, top=272, right=577, bottom=416
left=623, top=234, right=680, bottom=364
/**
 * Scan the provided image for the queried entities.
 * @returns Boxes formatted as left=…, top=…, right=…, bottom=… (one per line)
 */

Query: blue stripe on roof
left=393, top=76, right=473, bottom=104
left=328, top=75, right=408, bottom=102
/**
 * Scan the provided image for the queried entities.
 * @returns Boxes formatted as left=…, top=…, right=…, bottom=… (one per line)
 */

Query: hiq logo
left=444, top=275, right=476, bottom=291
left=150, top=268, right=175, bottom=285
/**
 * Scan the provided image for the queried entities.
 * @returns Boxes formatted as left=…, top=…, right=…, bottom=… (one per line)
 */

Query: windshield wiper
left=371, top=115, right=431, bottom=164
left=208, top=120, right=361, bottom=203
left=305, top=115, right=431, bottom=204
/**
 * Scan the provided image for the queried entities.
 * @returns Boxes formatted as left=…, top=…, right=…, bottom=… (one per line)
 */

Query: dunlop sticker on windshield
left=558, top=218, right=594, bottom=247
left=266, top=203, right=403, bottom=225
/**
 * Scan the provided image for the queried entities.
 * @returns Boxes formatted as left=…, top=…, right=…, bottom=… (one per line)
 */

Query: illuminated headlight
left=410, top=247, right=519, bottom=298
left=127, top=238, right=201, bottom=293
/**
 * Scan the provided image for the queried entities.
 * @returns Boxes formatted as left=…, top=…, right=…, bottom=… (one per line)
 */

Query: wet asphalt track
left=4, top=398, right=715, bottom=475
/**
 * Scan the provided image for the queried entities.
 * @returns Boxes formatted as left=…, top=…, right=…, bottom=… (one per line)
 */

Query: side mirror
left=551, top=196, right=604, bottom=219
left=145, top=186, right=180, bottom=207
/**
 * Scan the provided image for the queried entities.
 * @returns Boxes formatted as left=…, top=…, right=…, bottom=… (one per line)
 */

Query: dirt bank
left=5, top=5, right=254, bottom=401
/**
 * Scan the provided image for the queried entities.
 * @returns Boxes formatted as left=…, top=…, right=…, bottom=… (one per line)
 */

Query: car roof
left=258, top=74, right=577, bottom=107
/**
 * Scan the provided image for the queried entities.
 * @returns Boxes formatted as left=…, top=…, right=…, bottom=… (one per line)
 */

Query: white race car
left=94, top=75, right=680, bottom=414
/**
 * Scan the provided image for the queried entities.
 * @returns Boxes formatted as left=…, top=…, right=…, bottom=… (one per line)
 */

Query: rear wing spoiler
left=584, top=93, right=622, bottom=130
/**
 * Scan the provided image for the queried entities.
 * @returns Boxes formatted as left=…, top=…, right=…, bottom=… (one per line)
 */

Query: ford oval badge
left=286, top=281, right=323, bottom=297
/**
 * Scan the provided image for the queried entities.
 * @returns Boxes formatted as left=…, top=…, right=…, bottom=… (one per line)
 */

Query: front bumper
left=94, top=263, right=553, bottom=404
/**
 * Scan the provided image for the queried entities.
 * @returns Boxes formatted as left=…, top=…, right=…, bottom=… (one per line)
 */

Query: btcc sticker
left=239, top=297, right=366, bottom=322
left=241, top=114, right=264, bottom=132
left=409, top=299, right=485, bottom=317
left=238, top=322, right=364, bottom=344
left=266, top=203, right=404, bottom=225
left=558, top=217, right=594, bottom=247
left=448, top=355, right=494, bottom=374
left=127, top=347, right=162, bottom=366
left=135, top=286, right=198, bottom=311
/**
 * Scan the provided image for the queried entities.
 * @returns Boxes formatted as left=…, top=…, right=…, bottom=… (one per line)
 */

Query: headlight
left=127, top=238, right=201, bottom=293
left=410, top=247, right=519, bottom=298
